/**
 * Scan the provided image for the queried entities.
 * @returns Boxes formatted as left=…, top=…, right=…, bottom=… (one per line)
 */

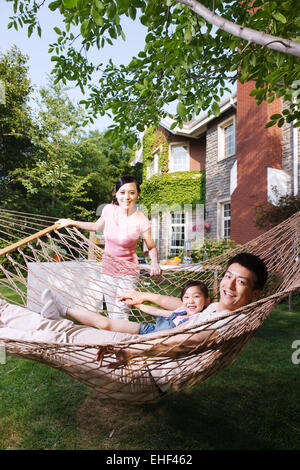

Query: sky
left=1, top=1, right=147, bottom=132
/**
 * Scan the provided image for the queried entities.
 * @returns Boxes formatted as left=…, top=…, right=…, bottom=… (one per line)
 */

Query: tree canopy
left=0, top=45, right=37, bottom=201
left=6, top=0, right=300, bottom=144
left=0, top=46, right=138, bottom=217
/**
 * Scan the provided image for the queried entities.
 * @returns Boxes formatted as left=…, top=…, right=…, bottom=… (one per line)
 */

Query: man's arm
left=133, top=326, right=219, bottom=357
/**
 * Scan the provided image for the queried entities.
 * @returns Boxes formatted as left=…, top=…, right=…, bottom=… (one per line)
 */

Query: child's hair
left=112, top=176, right=140, bottom=205
left=180, top=280, right=209, bottom=300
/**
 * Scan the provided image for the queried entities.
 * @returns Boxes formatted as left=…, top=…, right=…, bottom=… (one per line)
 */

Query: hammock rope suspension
left=0, top=208, right=299, bottom=404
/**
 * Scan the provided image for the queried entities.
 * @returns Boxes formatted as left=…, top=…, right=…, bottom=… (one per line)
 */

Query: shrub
left=180, top=238, right=239, bottom=263
left=255, top=193, right=300, bottom=230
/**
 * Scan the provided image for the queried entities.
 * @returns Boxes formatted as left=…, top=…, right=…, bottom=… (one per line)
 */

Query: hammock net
left=0, top=208, right=299, bottom=404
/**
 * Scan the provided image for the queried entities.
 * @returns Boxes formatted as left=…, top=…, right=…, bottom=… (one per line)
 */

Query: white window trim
left=217, top=115, right=236, bottom=162
left=146, top=146, right=161, bottom=179
left=151, top=213, right=160, bottom=251
left=217, top=199, right=231, bottom=241
left=169, top=211, right=186, bottom=255
left=169, top=142, right=190, bottom=173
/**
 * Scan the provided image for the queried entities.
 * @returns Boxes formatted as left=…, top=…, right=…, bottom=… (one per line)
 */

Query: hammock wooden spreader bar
left=0, top=208, right=299, bottom=404
left=0, top=223, right=60, bottom=257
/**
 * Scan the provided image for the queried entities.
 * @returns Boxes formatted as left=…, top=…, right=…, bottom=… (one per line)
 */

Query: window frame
left=169, top=211, right=186, bottom=256
left=217, top=200, right=231, bottom=241
left=169, top=142, right=190, bottom=173
left=217, top=116, right=236, bottom=161
left=146, top=147, right=161, bottom=179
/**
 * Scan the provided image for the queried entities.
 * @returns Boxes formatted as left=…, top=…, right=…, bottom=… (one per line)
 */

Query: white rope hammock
left=0, top=208, right=299, bottom=404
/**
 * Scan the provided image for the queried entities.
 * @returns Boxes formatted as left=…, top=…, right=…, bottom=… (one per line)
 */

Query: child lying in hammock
left=40, top=280, right=211, bottom=336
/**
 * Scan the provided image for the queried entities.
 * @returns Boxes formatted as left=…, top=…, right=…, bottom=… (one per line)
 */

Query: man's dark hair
left=226, top=252, right=268, bottom=290
left=180, top=280, right=209, bottom=300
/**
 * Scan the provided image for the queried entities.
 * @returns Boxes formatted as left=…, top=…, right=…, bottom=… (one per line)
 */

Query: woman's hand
left=56, top=218, right=73, bottom=229
left=150, top=262, right=161, bottom=277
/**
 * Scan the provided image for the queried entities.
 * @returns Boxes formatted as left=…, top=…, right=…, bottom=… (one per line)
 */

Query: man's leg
left=0, top=298, right=136, bottom=345
left=40, top=289, right=140, bottom=335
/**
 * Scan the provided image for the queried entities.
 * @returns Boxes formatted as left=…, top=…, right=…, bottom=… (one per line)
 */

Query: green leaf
left=48, top=1, right=61, bottom=11
left=272, top=12, right=287, bottom=23
left=176, top=102, right=186, bottom=117
left=128, top=6, right=136, bottom=20
left=116, top=0, right=130, bottom=9
left=94, top=0, right=104, bottom=11
left=80, top=19, right=91, bottom=38
left=270, top=113, right=282, bottom=120
left=107, top=2, right=117, bottom=19
left=265, top=120, right=276, bottom=128
left=63, top=0, right=79, bottom=8
left=249, top=53, right=256, bottom=67
left=211, top=101, right=220, bottom=117
left=91, top=7, right=104, bottom=26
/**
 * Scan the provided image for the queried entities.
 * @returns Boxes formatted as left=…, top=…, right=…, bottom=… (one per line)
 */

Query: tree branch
left=175, top=0, right=300, bottom=58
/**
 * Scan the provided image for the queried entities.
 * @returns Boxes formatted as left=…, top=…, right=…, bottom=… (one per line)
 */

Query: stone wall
left=205, top=110, right=236, bottom=239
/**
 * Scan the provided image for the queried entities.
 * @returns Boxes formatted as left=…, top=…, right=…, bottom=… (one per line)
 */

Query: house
left=131, top=81, right=299, bottom=260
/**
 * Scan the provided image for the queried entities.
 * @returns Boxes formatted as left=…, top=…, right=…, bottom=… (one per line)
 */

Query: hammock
left=0, top=208, right=299, bottom=404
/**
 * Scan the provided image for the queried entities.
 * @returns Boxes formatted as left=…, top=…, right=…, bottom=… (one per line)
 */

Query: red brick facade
left=231, top=81, right=283, bottom=244
left=137, top=87, right=296, bottom=251
left=162, top=129, right=206, bottom=172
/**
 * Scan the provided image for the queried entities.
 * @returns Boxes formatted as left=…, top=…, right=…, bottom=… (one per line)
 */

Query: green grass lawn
left=0, top=297, right=299, bottom=450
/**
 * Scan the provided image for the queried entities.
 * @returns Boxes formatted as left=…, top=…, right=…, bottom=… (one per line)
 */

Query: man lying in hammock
left=39, top=252, right=268, bottom=367
left=97, top=251, right=268, bottom=366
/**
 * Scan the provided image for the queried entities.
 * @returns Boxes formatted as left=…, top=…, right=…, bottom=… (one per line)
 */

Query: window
left=169, top=212, right=185, bottom=255
left=224, top=122, right=235, bottom=157
left=221, top=202, right=231, bottom=240
left=267, top=168, right=291, bottom=205
left=218, top=117, right=236, bottom=160
left=170, top=144, right=189, bottom=172
left=151, top=214, right=160, bottom=251
left=146, top=150, right=160, bottom=178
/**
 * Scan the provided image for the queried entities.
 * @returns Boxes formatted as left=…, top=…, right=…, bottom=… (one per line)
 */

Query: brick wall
left=231, top=81, right=283, bottom=244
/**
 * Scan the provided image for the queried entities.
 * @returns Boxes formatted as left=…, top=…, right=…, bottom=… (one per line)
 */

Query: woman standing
left=56, top=176, right=161, bottom=320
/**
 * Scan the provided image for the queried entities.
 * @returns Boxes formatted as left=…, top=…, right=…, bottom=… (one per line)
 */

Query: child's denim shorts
left=138, top=313, right=188, bottom=335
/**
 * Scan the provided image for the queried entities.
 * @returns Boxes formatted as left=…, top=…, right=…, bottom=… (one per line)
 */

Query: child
left=40, top=280, right=211, bottom=336
left=136, top=280, right=211, bottom=334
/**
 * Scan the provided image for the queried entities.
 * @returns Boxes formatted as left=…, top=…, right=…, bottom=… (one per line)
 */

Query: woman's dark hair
left=226, top=252, right=268, bottom=290
left=180, top=280, right=209, bottom=300
left=112, top=176, right=141, bottom=205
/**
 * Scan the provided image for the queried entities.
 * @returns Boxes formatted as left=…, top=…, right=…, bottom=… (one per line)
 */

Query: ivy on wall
left=140, top=171, right=205, bottom=213
left=139, top=125, right=205, bottom=213
left=142, top=125, right=169, bottom=178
